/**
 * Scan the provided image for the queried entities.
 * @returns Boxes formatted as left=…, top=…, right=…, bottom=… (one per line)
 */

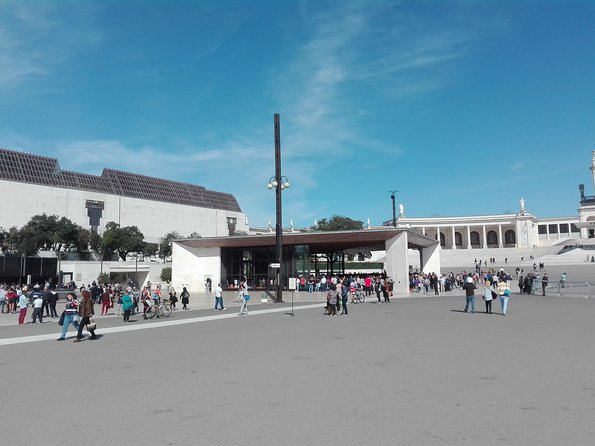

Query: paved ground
left=1, top=290, right=594, bottom=445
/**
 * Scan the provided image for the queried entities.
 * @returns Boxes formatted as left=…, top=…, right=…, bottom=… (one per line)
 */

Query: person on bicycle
left=349, top=280, right=357, bottom=303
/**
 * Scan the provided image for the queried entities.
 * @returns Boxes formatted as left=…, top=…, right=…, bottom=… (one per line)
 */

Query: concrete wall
left=384, top=232, right=410, bottom=294
left=61, top=260, right=166, bottom=287
left=171, top=243, right=221, bottom=293
left=0, top=180, right=247, bottom=243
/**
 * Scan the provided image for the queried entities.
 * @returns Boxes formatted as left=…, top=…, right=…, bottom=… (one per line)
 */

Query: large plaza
left=1, top=290, right=594, bottom=445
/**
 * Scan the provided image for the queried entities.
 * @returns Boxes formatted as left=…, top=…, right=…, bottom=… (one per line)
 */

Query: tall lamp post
left=267, top=113, right=290, bottom=303
left=389, top=190, right=398, bottom=227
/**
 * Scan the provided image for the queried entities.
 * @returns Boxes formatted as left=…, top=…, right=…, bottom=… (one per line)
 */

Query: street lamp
left=267, top=113, right=290, bottom=303
left=389, top=190, right=398, bottom=227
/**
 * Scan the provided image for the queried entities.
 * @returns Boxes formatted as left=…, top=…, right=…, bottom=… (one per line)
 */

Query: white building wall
left=385, top=232, right=410, bottom=294
left=0, top=180, right=247, bottom=243
left=171, top=243, right=221, bottom=293
left=60, top=260, right=164, bottom=288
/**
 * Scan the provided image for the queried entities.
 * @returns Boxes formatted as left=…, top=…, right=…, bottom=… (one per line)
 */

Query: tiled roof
left=0, top=148, right=242, bottom=212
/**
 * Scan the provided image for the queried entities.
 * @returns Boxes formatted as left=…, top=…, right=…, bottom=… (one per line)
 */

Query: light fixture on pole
left=266, top=113, right=290, bottom=303
left=389, top=190, right=398, bottom=227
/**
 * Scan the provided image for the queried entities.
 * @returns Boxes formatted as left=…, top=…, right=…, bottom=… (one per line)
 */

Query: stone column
left=498, top=224, right=503, bottom=248
left=385, top=232, right=410, bottom=295
left=421, top=241, right=441, bottom=276
left=557, top=223, right=561, bottom=240
left=482, top=225, right=487, bottom=248
left=451, top=227, right=456, bottom=249
left=436, top=227, right=441, bottom=247
left=466, top=226, right=471, bottom=249
left=546, top=224, right=550, bottom=241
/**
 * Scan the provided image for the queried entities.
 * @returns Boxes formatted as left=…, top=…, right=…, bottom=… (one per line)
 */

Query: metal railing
left=550, top=281, right=594, bottom=298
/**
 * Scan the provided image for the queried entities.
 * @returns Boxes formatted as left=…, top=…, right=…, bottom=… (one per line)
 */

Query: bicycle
left=145, top=299, right=174, bottom=319
left=352, top=290, right=365, bottom=304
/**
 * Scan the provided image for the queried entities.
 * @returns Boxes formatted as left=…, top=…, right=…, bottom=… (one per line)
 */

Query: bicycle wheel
left=162, top=304, right=173, bottom=317
left=145, top=306, right=157, bottom=319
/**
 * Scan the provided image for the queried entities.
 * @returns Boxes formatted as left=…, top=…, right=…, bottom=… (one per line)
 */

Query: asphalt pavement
left=1, top=289, right=594, bottom=445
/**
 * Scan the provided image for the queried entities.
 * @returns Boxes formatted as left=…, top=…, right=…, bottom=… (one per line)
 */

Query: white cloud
left=0, top=1, right=102, bottom=89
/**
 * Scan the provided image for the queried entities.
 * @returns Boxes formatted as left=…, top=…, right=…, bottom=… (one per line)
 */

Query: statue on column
left=398, top=203, right=405, bottom=218
left=268, top=218, right=272, bottom=232
left=290, top=218, right=294, bottom=232
left=519, top=198, right=526, bottom=214
left=367, top=218, right=371, bottom=229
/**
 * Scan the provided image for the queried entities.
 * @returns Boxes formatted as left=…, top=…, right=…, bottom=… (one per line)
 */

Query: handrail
left=551, top=282, right=593, bottom=299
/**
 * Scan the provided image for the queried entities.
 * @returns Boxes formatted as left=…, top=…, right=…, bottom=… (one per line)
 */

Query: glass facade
left=221, top=245, right=347, bottom=291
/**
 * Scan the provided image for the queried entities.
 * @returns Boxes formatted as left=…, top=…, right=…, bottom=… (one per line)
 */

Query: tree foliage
left=160, top=266, right=172, bottom=282
left=158, top=231, right=183, bottom=261
left=102, top=222, right=145, bottom=261
left=312, top=215, right=371, bottom=261
left=312, top=215, right=364, bottom=232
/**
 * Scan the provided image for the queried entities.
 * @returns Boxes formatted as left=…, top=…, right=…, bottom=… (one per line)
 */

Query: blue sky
left=1, top=0, right=594, bottom=229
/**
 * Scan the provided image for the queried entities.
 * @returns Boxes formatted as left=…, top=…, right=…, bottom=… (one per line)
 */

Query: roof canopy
left=174, top=228, right=437, bottom=253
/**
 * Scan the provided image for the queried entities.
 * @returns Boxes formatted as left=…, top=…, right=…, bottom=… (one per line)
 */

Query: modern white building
left=0, top=147, right=248, bottom=243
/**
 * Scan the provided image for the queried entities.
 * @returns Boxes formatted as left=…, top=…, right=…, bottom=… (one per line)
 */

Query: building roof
left=174, top=228, right=438, bottom=253
left=0, top=147, right=242, bottom=212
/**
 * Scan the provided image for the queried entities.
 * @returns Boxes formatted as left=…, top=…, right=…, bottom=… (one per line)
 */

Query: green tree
left=160, top=266, right=172, bottom=282
left=312, top=215, right=371, bottom=261
left=18, top=214, right=59, bottom=251
left=53, top=217, right=82, bottom=251
left=158, top=231, right=182, bottom=261
left=142, top=242, right=158, bottom=259
left=102, top=222, right=145, bottom=261
left=97, top=272, right=110, bottom=285
left=312, top=215, right=364, bottom=231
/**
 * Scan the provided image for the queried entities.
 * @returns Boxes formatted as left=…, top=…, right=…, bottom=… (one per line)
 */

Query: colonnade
left=420, top=224, right=516, bottom=249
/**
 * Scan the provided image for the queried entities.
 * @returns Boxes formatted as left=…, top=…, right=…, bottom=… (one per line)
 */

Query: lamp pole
left=389, top=190, right=398, bottom=227
left=267, top=114, right=290, bottom=303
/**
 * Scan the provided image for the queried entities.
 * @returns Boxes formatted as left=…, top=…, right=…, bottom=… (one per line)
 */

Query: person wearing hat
left=74, top=289, right=96, bottom=342
left=463, top=276, right=476, bottom=313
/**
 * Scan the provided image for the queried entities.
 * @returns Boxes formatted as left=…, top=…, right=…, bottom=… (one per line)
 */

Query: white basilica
left=390, top=151, right=595, bottom=250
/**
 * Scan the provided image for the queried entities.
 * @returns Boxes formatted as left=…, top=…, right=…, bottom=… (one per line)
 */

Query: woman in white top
left=482, top=280, right=494, bottom=314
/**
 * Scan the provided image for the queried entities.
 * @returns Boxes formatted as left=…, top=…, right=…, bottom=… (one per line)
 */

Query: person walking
left=17, top=291, right=29, bottom=324
left=180, top=287, right=190, bottom=310
left=32, top=291, right=44, bottom=324
left=74, top=290, right=97, bottom=342
left=497, top=278, right=510, bottom=316
left=542, top=273, right=549, bottom=296
left=100, top=288, right=111, bottom=315
left=482, top=280, right=494, bottom=314
left=57, top=293, right=79, bottom=340
left=214, top=283, right=226, bottom=311
left=340, top=279, right=349, bottom=315
left=238, top=285, right=250, bottom=316
left=121, top=290, right=134, bottom=323
left=384, top=279, right=392, bottom=303
left=168, top=286, right=177, bottom=309
left=463, top=277, right=476, bottom=314
left=48, top=288, right=59, bottom=318
left=326, top=285, right=337, bottom=316
left=116, top=292, right=123, bottom=315
left=559, top=273, right=567, bottom=288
